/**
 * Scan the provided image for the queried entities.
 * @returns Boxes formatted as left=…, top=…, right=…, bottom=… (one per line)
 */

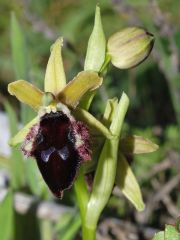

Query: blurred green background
left=0, top=0, right=179, bottom=239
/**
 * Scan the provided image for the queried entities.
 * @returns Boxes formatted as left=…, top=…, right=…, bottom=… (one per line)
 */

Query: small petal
left=115, top=154, right=145, bottom=211
left=9, top=117, right=39, bottom=146
left=58, top=71, right=102, bottom=108
left=8, top=80, right=43, bottom=111
left=120, top=135, right=159, bottom=155
left=44, top=38, right=66, bottom=95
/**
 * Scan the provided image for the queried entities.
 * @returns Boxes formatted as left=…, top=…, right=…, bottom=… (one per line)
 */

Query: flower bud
left=107, top=27, right=154, bottom=69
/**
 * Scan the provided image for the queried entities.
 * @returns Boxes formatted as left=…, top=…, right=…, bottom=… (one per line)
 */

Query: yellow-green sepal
left=44, top=38, right=66, bottom=95
left=8, top=80, right=43, bottom=111
left=120, top=135, right=159, bottom=155
left=9, top=116, right=39, bottom=146
left=115, top=153, right=145, bottom=211
left=58, top=71, right=102, bottom=108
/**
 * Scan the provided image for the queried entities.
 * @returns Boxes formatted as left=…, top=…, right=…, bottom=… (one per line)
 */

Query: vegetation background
left=0, top=0, right=179, bottom=239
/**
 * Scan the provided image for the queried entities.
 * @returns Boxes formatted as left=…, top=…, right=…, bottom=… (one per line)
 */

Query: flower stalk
left=83, top=93, right=129, bottom=239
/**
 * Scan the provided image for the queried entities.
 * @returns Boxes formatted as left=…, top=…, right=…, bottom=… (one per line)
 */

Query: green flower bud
left=107, top=27, right=154, bottom=69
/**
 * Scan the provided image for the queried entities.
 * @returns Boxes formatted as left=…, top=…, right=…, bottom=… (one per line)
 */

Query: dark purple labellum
left=31, top=111, right=84, bottom=198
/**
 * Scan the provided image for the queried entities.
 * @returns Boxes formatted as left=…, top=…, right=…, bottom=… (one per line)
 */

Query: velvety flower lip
left=21, top=104, right=91, bottom=198
left=31, top=111, right=90, bottom=198
left=8, top=38, right=105, bottom=198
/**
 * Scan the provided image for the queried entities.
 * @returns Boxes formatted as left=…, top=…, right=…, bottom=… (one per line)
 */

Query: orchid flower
left=8, top=38, right=111, bottom=198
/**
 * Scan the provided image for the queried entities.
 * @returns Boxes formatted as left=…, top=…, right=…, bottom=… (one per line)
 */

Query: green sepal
left=44, top=38, right=66, bottom=95
left=115, top=153, right=145, bottom=211
left=8, top=80, right=43, bottom=111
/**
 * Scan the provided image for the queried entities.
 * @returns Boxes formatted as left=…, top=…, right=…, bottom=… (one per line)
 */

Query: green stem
left=82, top=225, right=96, bottom=240
left=99, top=54, right=111, bottom=74
left=83, top=93, right=129, bottom=239
left=74, top=167, right=89, bottom=228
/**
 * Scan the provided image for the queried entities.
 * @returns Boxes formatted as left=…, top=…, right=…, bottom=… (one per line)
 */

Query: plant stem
left=83, top=93, right=129, bottom=239
left=82, top=225, right=96, bottom=240
left=74, top=167, right=89, bottom=228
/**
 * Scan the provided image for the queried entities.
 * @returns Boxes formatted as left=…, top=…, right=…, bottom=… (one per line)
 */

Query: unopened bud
left=107, top=27, right=154, bottom=69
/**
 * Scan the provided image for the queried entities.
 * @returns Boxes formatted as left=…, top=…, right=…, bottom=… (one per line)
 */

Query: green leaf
left=59, top=214, right=81, bottom=240
left=4, top=102, right=25, bottom=188
left=152, top=224, right=180, bottom=240
left=40, top=220, right=52, bottom=240
left=10, top=12, right=34, bottom=124
left=4, top=101, right=18, bottom=135
left=120, top=135, right=159, bottom=155
left=14, top=209, right=41, bottom=240
left=84, top=5, right=106, bottom=72
left=115, top=154, right=145, bottom=211
left=55, top=212, right=81, bottom=240
left=165, top=224, right=180, bottom=240
left=0, top=155, right=9, bottom=169
left=10, top=12, right=29, bottom=80
left=176, top=217, right=180, bottom=233
left=152, top=231, right=165, bottom=240
left=25, top=158, right=43, bottom=196
left=0, top=191, right=13, bottom=240
left=55, top=212, right=73, bottom=233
